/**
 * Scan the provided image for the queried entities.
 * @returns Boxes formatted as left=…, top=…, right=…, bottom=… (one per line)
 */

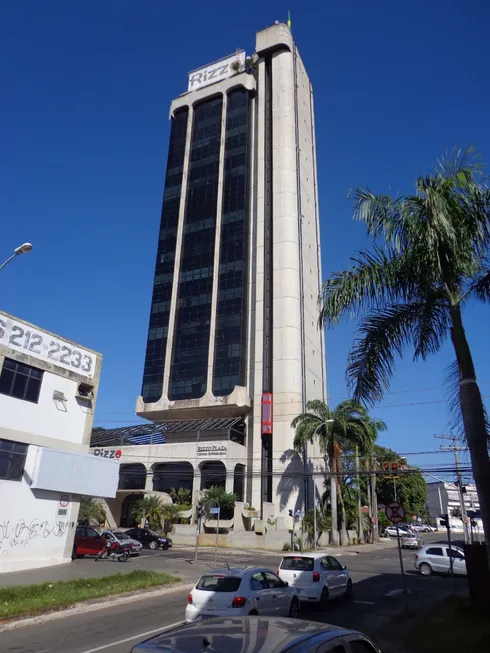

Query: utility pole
left=355, top=445, right=363, bottom=545
left=434, top=435, right=470, bottom=543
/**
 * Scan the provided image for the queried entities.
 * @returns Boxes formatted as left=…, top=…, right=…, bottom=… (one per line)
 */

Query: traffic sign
left=386, top=502, right=405, bottom=523
left=209, top=507, right=220, bottom=515
left=59, top=494, right=70, bottom=508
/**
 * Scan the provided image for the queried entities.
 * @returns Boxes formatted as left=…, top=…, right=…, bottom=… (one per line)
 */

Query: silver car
left=131, top=616, right=382, bottom=653
left=414, top=544, right=466, bottom=576
left=401, top=533, right=424, bottom=549
left=100, top=529, right=142, bottom=555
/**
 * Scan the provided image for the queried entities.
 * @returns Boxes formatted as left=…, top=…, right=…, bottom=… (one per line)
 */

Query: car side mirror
left=342, top=565, right=347, bottom=570
left=282, top=580, right=289, bottom=587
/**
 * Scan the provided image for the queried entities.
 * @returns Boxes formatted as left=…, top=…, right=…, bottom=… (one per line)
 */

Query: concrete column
left=226, top=466, right=235, bottom=494
left=144, top=465, right=153, bottom=492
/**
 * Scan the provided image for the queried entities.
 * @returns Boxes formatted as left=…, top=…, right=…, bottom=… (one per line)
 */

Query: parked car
left=277, top=553, right=352, bottom=607
left=73, top=526, right=106, bottom=558
left=185, top=567, right=300, bottom=623
left=131, top=617, right=382, bottom=653
left=401, top=533, right=424, bottom=549
left=125, top=527, right=172, bottom=550
left=383, top=525, right=412, bottom=537
left=414, top=544, right=467, bottom=576
left=100, top=529, right=142, bottom=555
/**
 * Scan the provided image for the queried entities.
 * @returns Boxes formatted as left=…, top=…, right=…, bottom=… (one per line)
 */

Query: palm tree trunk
left=369, top=458, right=378, bottom=544
left=450, top=305, right=490, bottom=565
left=339, top=493, right=349, bottom=545
left=329, top=456, right=339, bottom=545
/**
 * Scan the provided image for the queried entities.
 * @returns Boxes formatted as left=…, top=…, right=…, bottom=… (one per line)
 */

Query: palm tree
left=78, top=497, right=106, bottom=525
left=201, top=486, right=238, bottom=516
left=318, top=147, right=490, bottom=556
left=131, top=495, right=165, bottom=530
left=291, top=399, right=374, bottom=545
left=161, top=503, right=182, bottom=535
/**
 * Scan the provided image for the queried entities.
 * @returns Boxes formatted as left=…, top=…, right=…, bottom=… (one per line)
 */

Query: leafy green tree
left=79, top=497, right=106, bottom=525
left=169, top=487, right=191, bottom=508
left=318, top=147, right=490, bottom=555
left=131, top=495, right=165, bottom=529
left=373, top=445, right=427, bottom=516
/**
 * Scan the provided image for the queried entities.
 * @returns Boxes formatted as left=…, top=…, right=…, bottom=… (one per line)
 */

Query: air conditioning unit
left=76, top=382, right=95, bottom=401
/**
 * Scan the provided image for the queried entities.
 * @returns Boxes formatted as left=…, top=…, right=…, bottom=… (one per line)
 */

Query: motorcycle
left=95, top=539, right=133, bottom=562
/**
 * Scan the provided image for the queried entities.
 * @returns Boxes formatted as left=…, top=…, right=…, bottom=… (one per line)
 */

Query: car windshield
left=196, top=575, right=242, bottom=592
left=280, top=557, right=314, bottom=571
left=114, top=532, right=130, bottom=540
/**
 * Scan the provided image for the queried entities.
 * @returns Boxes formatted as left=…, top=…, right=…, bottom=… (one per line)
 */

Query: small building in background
left=0, top=311, right=118, bottom=573
left=426, top=480, right=483, bottom=535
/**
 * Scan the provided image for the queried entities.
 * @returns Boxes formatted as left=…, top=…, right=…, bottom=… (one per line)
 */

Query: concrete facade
left=0, top=311, right=117, bottom=573
left=135, top=23, right=326, bottom=521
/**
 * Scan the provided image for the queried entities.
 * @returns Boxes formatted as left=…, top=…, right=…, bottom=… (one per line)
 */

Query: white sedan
left=185, top=567, right=300, bottom=623
left=99, top=530, right=142, bottom=555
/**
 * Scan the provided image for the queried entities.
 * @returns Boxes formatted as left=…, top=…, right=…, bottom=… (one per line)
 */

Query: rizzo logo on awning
left=92, top=449, right=122, bottom=459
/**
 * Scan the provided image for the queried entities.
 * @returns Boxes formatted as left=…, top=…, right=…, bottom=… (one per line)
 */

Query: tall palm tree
left=78, top=497, right=106, bottom=525
left=291, top=399, right=374, bottom=545
left=319, top=147, right=490, bottom=556
left=161, top=503, right=182, bottom=535
left=201, top=486, right=238, bottom=515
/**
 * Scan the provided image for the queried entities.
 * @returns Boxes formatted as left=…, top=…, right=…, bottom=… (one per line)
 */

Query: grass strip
left=0, top=570, right=180, bottom=620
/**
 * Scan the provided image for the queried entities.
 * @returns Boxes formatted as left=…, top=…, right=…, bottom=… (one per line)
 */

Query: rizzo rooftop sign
left=92, top=448, right=122, bottom=459
left=188, top=51, right=246, bottom=92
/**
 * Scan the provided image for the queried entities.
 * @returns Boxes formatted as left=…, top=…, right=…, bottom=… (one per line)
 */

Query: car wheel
left=249, top=609, right=258, bottom=616
left=288, top=598, right=300, bottom=618
left=345, top=579, right=353, bottom=600
left=71, top=545, right=78, bottom=560
left=161, top=544, right=169, bottom=550
left=319, top=587, right=329, bottom=609
left=419, top=562, right=433, bottom=576
left=149, top=540, right=157, bottom=550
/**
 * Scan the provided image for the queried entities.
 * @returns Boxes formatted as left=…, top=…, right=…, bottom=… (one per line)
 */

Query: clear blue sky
left=2, top=1, right=489, bottom=481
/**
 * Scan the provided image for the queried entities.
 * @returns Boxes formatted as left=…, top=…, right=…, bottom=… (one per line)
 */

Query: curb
left=0, top=581, right=193, bottom=633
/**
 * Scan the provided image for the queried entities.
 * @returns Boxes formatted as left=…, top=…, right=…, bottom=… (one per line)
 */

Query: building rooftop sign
left=188, top=51, right=246, bottom=92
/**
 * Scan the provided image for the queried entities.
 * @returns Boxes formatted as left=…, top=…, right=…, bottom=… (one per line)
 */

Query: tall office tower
left=136, top=22, right=326, bottom=518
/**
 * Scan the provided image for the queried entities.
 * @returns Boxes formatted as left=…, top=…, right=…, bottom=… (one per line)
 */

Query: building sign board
left=197, top=445, right=227, bottom=458
left=0, top=312, right=97, bottom=379
left=92, top=448, right=122, bottom=459
left=188, top=51, right=246, bottom=92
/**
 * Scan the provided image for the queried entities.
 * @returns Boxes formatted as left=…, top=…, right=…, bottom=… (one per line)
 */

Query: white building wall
left=0, top=446, right=80, bottom=572
left=0, top=312, right=112, bottom=573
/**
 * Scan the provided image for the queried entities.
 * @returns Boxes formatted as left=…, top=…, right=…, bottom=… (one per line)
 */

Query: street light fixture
left=0, top=243, right=33, bottom=273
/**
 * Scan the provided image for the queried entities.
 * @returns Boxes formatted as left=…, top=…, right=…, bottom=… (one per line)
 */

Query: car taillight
left=187, top=593, right=193, bottom=604
left=231, top=596, right=246, bottom=608
left=312, top=571, right=320, bottom=582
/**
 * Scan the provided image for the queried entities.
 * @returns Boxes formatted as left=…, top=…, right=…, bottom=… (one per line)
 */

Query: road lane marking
left=79, top=621, right=185, bottom=653
left=352, top=600, right=376, bottom=605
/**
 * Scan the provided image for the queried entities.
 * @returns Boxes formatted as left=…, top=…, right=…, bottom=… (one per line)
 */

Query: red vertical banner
left=261, top=392, right=273, bottom=434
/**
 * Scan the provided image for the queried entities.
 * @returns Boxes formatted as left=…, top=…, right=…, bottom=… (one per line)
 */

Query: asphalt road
left=3, top=535, right=467, bottom=653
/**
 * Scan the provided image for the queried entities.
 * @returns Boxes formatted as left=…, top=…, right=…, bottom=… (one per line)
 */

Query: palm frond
left=413, top=294, right=450, bottom=360
left=467, top=264, right=490, bottom=303
left=348, top=189, right=408, bottom=249
left=347, top=302, right=424, bottom=406
left=318, top=246, right=412, bottom=327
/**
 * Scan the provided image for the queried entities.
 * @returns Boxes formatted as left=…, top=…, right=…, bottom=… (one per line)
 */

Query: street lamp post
left=311, top=419, right=334, bottom=550
left=0, top=243, right=33, bottom=273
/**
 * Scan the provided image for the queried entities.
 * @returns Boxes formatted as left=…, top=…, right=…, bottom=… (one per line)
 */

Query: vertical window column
left=212, top=89, right=251, bottom=397
left=168, top=97, right=223, bottom=401
left=141, top=109, right=189, bottom=403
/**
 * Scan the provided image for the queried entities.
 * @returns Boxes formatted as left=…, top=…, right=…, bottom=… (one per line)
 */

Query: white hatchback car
left=185, top=567, right=300, bottom=623
left=277, top=553, right=352, bottom=607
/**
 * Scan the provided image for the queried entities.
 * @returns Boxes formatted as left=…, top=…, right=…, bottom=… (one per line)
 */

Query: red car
left=73, top=526, right=105, bottom=558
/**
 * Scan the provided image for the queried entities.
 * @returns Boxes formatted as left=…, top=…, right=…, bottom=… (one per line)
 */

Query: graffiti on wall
left=0, top=518, right=75, bottom=555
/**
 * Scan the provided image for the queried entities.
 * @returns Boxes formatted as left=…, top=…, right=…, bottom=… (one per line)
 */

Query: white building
left=133, top=21, right=326, bottom=521
left=0, top=311, right=118, bottom=572
left=426, top=480, right=482, bottom=533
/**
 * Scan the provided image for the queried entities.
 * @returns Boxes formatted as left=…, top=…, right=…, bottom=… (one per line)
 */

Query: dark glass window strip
left=0, top=438, right=28, bottom=481
left=212, top=89, right=250, bottom=396
left=0, top=357, right=43, bottom=404
left=141, top=109, right=189, bottom=402
left=168, top=97, right=223, bottom=401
